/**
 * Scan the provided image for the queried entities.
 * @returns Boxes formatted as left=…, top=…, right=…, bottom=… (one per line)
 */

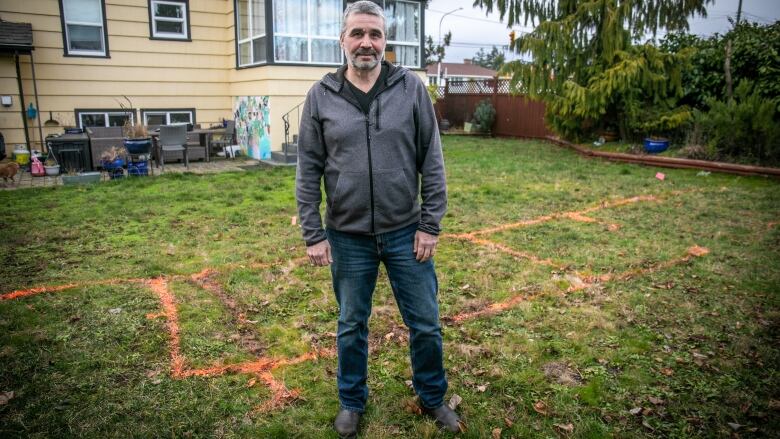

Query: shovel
left=44, top=111, right=59, bottom=127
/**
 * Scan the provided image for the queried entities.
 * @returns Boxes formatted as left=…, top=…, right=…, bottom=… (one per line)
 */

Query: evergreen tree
left=473, top=0, right=711, bottom=141
left=472, top=46, right=506, bottom=71
left=425, top=31, right=452, bottom=66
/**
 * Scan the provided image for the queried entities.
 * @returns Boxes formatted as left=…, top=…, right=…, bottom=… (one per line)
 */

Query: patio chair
left=158, top=125, right=188, bottom=170
left=211, top=120, right=236, bottom=159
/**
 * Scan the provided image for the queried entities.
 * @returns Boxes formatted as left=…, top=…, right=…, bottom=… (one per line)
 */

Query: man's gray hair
left=340, top=1, right=387, bottom=38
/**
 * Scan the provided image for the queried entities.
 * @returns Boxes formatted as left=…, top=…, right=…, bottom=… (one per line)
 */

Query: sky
left=425, top=0, right=780, bottom=64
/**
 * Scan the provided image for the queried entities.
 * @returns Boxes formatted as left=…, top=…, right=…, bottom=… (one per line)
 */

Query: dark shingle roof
left=0, top=21, right=34, bottom=54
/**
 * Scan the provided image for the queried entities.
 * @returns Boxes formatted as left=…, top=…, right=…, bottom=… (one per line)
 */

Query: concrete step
left=271, top=150, right=297, bottom=164
left=283, top=142, right=298, bottom=154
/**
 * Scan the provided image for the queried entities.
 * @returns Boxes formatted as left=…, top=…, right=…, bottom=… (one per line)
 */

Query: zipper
left=365, top=115, right=375, bottom=234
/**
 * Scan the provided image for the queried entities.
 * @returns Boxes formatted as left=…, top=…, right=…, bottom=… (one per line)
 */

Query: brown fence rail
left=435, top=79, right=550, bottom=139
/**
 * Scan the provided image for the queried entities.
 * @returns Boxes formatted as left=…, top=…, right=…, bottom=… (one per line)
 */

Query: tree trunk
left=724, top=40, right=734, bottom=101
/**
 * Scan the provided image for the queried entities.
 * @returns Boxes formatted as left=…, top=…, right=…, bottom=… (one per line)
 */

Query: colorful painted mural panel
left=234, top=96, right=271, bottom=160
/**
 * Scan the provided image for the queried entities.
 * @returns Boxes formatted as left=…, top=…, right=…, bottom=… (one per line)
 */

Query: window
left=149, top=0, right=190, bottom=40
left=76, top=109, right=135, bottom=128
left=142, top=109, right=195, bottom=126
left=236, top=0, right=267, bottom=66
left=60, top=0, right=109, bottom=57
left=384, top=0, right=420, bottom=68
left=274, top=0, right=341, bottom=64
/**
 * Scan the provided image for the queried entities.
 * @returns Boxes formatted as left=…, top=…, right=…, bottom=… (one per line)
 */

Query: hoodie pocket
left=331, top=171, right=371, bottom=219
left=374, top=168, right=415, bottom=219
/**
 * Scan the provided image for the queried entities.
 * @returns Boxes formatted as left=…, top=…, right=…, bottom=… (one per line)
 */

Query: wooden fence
left=434, top=79, right=551, bottom=139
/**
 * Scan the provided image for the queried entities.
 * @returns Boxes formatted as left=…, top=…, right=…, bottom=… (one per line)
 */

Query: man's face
left=341, top=13, right=386, bottom=71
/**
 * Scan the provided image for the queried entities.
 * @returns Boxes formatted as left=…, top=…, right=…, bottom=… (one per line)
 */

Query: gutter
left=546, top=136, right=780, bottom=179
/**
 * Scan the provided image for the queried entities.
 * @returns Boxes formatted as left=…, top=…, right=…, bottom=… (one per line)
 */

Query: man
left=295, top=1, right=460, bottom=437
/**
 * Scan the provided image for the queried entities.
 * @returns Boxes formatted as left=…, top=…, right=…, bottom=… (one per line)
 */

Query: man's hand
left=307, top=240, right=333, bottom=266
left=414, top=231, right=438, bottom=262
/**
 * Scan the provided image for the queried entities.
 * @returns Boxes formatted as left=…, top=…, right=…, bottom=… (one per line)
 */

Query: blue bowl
left=644, top=138, right=669, bottom=153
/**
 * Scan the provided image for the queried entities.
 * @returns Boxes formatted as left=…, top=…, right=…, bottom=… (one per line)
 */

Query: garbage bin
left=46, top=132, right=92, bottom=172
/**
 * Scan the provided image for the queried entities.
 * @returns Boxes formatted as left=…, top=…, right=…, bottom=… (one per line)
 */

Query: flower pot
left=643, top=138, right=669, bottom=153
left=62, top=172, right=102, bottom=185
left=124, top=138, right=152, bottom=154
left=44, top=165, right=60, bottom=176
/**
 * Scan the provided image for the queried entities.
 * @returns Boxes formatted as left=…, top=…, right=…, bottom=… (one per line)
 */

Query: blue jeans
left=327, top=223, right=448, bottom=413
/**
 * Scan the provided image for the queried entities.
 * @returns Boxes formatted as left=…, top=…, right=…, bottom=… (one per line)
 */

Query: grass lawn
left=1, top=136, right=778, bottom=438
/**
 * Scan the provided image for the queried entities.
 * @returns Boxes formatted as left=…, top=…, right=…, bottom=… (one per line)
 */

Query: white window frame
left=62, top=0, right=108, bottom=56
left=142, top=110, right=194, bottom=125
left=273, top=0, right=342, bottom=65
left=385, top=0, right=420, bottom=68
left=77, top=111, right=135, bottom=128
left=237, top=0, right=268, bottom=67
left=151, top=0, right=189, bottom=39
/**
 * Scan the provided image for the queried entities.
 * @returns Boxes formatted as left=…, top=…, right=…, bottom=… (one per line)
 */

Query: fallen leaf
left=504, top=417, right=513, bottom=428
left=0, top=391, right=14, bottom=405
left=660, top=368, right=674, bottom=376
left=291, top=216, right=297, bottom=226
left=629, top=407, right=643, bottom=416
left=247, top=378, right=257, bottom=388
left=403, top=398, right=422, bottom=415
left=642, top=408, right=654, bottom=416
left=768, top=399, right=780, bottom=410
left=533, top=400, right=548, bottom=416
left=477, top=384, right=488, bottom=392
left=404, top=380, right=414, bottom=389
left=642, top=419, right=655, bottom=431
left=727, top=422, right=742, bottom=431
left=553, top=423, right=574, bottom=433
left=108, top=307, right=122, bottom=315
left=648, top=396, right=664, bottom=405
left=166, top=243, right=176, bottom=255
left=146, top=370, right=161, bottom=378
left=492, top=427, right=502, bottom=438
left=460, top=284, right=471, bottom=291
left=448, top=394, right=462, bottom=411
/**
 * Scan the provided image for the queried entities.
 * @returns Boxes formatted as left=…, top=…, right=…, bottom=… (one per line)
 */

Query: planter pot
left=62, top=172, right=102, bottom=186
left=44, top=165, right=60, bottom=176
left=644, top=138, right=669, bottom=154
left=464, top=122, right=473, bottom=133
left=127, top=160, right=149, bottom=176
left=439, top=119, right=451, bottom=131
left=124, top=138, right=152, bottom=154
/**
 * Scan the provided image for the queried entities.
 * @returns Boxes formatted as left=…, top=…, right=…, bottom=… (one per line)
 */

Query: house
left=425, top=59, right=497, bottom=87
left=0, top=0, right=427, bottom=161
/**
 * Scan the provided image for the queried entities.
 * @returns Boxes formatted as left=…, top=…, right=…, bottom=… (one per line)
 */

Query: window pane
left=67, top=24, right=103, bottom=51
left=386, top=1, right=419, bottom=43
left=311, top=39, right=340, bottom=63
left=169, top=112, right=192, bottom=124
left=274, top=36, right=307, bottom=62
left=251, top=0, right=265, bottom=37
left=239, top=41, right=251, bottom=65
left=145, top=114, right=166, bottom=126
left=274, top=0, right=306, bottom=34
left=310, top=0, right=340, bottom=37
left=252, top=37, right=267, bottom=63
left=64, top=0, right=102, bottom=24
left=81, top=113, right=106, bottom=127
left=385, top=44, right=418, bottom=67
left=108, top=114, right=132, bottom=127
left=238, top=0, right=249, bottom=39
left=156, top=20, right=184, bottom=34
left=155, top=2, right=183, bottom=18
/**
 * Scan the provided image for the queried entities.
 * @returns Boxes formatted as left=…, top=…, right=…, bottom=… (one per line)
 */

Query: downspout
left=30, top=51, right=44, bottom=153
left=14, top=51, right=31, bottom=154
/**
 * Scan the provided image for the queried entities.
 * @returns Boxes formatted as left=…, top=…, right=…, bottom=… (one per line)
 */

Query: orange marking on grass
left=769, top=221, right=778, bottom=229
left=253, top=371, right=301, bottom=413
left=585, top=246, right=710, bottom=284
left=469, top=237, right=561, bottom=268
left=146, top=277, right=186, bottom=377
left=449, top=294, right=533, bottom=323
left=0, top=277, right=149, bottom=301
left=565, top=212, right=597, bottom=223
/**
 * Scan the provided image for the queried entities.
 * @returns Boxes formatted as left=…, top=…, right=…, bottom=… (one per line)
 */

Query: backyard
left=0, top=136, right=778, bottom=438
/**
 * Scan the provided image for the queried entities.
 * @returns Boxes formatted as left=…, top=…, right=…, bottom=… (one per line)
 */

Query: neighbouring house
left=425, top=59, right=496, bottom=87
left=0, top=0, right=427, bottom=160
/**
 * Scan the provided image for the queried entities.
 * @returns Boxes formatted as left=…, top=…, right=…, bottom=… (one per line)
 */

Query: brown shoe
left=424, top=404, right=464, bottom=433
left=334, top=408, right=361, bottom=438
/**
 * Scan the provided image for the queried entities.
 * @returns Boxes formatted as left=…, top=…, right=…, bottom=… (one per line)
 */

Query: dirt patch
left=542, top=361, right=583, bottom=386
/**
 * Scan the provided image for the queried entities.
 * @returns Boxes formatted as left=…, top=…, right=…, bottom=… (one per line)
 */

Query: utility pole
left=736, top=0, right=743, bottom=24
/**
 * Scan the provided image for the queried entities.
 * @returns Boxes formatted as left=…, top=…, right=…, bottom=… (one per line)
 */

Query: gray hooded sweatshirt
left=296, top=62, right=447, bottom=246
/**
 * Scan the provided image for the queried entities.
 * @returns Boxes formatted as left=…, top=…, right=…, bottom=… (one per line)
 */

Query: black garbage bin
left=46, top=132, right=92, bottom=172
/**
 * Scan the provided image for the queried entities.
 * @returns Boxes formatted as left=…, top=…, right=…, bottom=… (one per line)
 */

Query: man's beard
left=347, top=48, right=383, bottom=70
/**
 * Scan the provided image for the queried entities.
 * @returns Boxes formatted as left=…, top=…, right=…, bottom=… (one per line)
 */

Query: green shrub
left=472, top=99, right=496, bottom=133
left=694, top=81, right=780, bottom=165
